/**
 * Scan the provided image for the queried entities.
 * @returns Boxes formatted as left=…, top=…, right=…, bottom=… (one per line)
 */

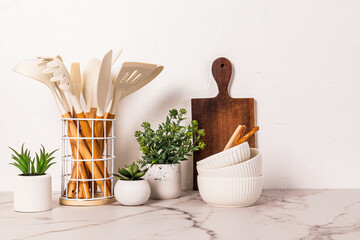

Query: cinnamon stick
left=235, top=126, right=259, bottom=146
left=234, top=125, right=246, bottom=143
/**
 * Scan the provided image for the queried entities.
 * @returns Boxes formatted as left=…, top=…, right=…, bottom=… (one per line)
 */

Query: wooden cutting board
left=191, top=57, right=255, bottom=190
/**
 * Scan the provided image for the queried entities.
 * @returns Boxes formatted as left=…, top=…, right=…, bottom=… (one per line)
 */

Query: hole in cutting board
left=221, top=63, right=225, bottom=68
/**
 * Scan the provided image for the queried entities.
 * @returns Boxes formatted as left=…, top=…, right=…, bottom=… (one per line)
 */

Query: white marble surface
left=1, top=190, right=359, bottom=240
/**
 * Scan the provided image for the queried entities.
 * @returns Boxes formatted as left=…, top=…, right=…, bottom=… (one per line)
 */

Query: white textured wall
left=1, top=0, right=360, bottom=191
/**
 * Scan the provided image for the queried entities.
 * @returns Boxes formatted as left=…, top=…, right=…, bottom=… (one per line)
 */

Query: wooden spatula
left=102, top=63, right=164, bottom=152
left=191, top=57, right=255, bottom=190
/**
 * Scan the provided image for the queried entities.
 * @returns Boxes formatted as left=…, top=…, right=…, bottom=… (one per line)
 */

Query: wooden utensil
left=223, top=125, right=247, bottom=151
left=38, top=56, right=72, bottom=113
left=13, top=59, right=68, bottom=115
left=102, top=63, right=164, bottom=152
left=82, top=58, right=101, bottom=118
left=191, top=57, right=255, bottom=190
left=223, top=125, right=242, bottom=151
left=68, top=63, right=112, bottom=194
left=94, top=50, right=112, bottom=151
left=112, top=49, right=122, bottom=65
left=69, top=63, right=92, bottom=198
left=44, top=59, right=112, bottom=196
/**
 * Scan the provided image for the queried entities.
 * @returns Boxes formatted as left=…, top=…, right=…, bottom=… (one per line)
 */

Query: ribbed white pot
left=14, top=174, right=52, bottom=212
left=145, top=163, right=181, bottom=200
left=196, top=142, right=250, bottom=169
left=198, top=176, right=263, bottom=207
left=114, top=179, right=151, bottom=206
left=197, top=148, right=262, bottom=178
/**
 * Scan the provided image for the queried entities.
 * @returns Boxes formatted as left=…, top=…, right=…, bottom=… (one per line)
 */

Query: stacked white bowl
left=196, top=142, right=263, bottom=207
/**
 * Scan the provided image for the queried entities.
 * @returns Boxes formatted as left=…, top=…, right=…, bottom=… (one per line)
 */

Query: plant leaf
left=133, top=171, right=145, bottom=179
left=118, top=168, right=132, bottom=178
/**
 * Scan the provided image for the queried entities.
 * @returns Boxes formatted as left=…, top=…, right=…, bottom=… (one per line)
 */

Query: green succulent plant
left=114, top=162, right=148, bottom=181
left=9, top=144, right=57, bottom=175
left=135, top=108, right=205, bottom=167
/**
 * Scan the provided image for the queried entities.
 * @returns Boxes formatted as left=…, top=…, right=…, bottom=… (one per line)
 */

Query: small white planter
left=114, top=179, right=150, bottom=206
left=14, top=174, right=52, bottom=212
left=145, top=163, right=181, bottom=200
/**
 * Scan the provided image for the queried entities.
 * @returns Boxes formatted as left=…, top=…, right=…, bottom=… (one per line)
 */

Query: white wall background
left=1, top=0, right=360, bottom=191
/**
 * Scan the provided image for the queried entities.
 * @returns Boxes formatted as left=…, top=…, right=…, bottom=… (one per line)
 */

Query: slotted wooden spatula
left=191, top=57, right=255, bottom=190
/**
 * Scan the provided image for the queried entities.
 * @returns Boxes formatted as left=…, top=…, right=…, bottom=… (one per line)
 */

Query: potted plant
left=113, top=163, right=150, bottom=206
left=9, top=144, right=57, bottom=212
left=135, top=108, right=205, bottom=199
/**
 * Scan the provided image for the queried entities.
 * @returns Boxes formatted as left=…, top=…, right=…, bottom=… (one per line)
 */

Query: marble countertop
left=1, top=190, right=359, bottom=240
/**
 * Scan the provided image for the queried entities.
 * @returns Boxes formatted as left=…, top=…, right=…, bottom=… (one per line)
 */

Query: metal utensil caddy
left=60, top=117, right=115, bottom=206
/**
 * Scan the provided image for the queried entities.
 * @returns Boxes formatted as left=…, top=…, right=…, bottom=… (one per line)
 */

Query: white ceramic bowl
left=196, top=142, right=250, bottom=169
left=198, top=175, right=263, bottom=207
left=197, top=148, right=262, bottom=178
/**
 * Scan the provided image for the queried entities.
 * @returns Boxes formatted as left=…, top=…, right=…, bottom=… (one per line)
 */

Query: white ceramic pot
left=114, top=179, right=151, bottom=206
left=14, top=174, right=52, bottom=212
left=145, top=163, right=181, bottom=200
left=198, top=175, right=263, bottom=207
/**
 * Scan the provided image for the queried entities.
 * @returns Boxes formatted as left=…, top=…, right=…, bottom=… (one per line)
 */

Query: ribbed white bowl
left=197, top=148, right=262, bottom=178
left=196, top=142, right=250, bottom=169
left=198, top=176, right=263, bottom=207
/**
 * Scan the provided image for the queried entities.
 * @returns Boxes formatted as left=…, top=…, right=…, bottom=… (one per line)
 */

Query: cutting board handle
left=212, top=57, right=232, bottom=99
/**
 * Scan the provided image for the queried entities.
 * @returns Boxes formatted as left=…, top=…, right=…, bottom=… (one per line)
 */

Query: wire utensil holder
left=60, top=117, right=115, bottom=206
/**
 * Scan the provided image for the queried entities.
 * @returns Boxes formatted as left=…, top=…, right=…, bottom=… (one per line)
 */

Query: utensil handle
left=94, top=116, right=104, bottom=151
left=212, top=57, right=232, bottom=99
left=103, top=112, right=115, bottom=137
left=63, top=113, right=111, bottom=197
left=85, top=109, right=98, bottom=193
left=65, top=112, right=91, bottom=199
left=76, top=112, right=112, bottom=192
left=224, top=125, right=242, bottom=151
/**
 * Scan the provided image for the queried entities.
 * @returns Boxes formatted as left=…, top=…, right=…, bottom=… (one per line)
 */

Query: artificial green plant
left=135, top=108, right=205, bottom=167
left=114, top=162, right=148, bottom=181
left=9, top=144, right=57, bottom=175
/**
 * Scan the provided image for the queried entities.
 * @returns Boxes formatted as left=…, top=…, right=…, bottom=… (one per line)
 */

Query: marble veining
left=0, top=190, right=359, bottom=240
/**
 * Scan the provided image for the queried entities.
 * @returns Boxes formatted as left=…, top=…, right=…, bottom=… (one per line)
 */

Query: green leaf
left=133, top=171, right=145, bottom=179
left=118, top=168, right=132, bottom=178
left=39, top=162, right=56, bottom=175
left=113, top=174, right=130, bottom=180
left=10, top=163, right=26, bottom=174
left=30, top=159, right=36, bottom=174
left=115, top=162, right=148, bottom=180
left=132, top=164, right=139, bottom=176
left=134, top=108, right=205, bottom=165
left=9, top=145, right=32, bottom=174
